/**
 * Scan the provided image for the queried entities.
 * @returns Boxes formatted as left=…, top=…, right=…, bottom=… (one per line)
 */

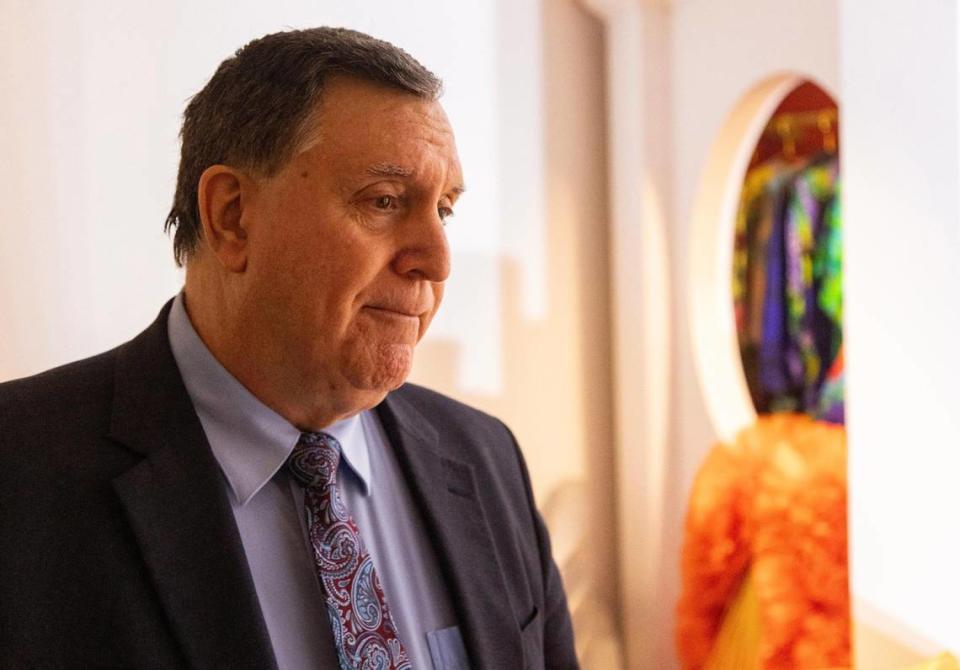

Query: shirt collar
left=166, top=291, right=372, bottom=505
left=320, top=412, right=371, bottom=497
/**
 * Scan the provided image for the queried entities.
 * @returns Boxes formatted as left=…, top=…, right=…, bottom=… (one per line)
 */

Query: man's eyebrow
left=366, top=163, right=414, bottom=178
left=366, top=163, right=466, bottom=195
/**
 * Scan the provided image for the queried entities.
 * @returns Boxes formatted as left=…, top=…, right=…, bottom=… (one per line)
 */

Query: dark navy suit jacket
left=0, top=302, right=577, bottom=669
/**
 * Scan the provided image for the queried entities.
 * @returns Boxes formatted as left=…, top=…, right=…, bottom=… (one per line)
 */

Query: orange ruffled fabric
left=676, top=414, right=850, bottom=669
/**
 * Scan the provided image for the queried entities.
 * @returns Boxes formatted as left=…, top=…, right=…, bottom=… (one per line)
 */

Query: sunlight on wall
left=842, top=0, right=960, bottom=655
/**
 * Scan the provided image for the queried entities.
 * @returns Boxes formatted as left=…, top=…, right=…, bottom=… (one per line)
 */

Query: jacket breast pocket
left=520, top=605, right=544, bottom=670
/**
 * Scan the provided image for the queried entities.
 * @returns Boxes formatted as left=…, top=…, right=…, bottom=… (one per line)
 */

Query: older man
left=0, top=27, right=576, bottom=670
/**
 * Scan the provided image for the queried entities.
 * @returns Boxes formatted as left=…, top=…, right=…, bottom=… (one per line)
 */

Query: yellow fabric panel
left=705, top=571, right=761, bottom=670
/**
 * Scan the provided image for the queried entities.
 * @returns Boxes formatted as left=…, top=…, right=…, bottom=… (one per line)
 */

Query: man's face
left=237, top=77, right=463, bottom=415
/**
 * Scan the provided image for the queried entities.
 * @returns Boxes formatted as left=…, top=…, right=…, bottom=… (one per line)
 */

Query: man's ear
left=197, top=164, right=252, bottom=272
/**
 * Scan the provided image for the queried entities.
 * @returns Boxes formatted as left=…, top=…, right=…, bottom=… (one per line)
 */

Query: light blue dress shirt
left=167, top=292, right=467, bottom=670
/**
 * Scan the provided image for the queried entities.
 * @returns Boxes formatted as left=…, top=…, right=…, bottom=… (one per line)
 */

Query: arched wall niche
left=688, top=73, right=840, bottom=441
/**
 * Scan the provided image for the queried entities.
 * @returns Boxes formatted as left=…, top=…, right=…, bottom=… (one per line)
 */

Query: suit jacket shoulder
left=0, top=341, right=189, bottom=666
left=0, top=347, right=126, bottom=540
left=0, top=347, right=116, bottom=438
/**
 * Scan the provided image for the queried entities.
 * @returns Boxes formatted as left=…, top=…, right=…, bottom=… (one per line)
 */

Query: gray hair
left=164, top=27, right=443, bottom=266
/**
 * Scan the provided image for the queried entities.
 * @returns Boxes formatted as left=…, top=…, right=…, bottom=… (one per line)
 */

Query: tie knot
left=288, top=431, right=342, bottom=488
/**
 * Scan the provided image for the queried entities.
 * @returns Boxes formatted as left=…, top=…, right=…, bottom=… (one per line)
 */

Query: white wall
left=842, top=0, right=960, bottom=658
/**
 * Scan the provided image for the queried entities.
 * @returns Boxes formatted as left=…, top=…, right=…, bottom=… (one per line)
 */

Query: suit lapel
left=377, top=392, right=522, bottom=670
left=108, top=304, right=277, bottom=670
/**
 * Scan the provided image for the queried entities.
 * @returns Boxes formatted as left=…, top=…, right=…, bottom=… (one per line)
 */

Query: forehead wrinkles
left=355, top=110, right=460, bottom=186
left=378, top=101, right=454, bottom=150
left=401, top=106, right=461, bottom=180
left=292, top=91, right=460, bottom=183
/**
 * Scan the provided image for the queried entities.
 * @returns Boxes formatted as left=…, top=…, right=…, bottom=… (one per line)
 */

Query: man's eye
left=374, top=195, right=397, bottom=210
left=438, top=206, right=454, bottom=223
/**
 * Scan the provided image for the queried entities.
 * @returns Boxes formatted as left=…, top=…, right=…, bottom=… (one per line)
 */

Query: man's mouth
left=364, top=305, right=423, bottom=320
left=365, top=303, right=429, bottom=319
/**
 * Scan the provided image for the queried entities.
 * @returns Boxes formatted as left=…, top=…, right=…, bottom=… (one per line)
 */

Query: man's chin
left=342, top=343, right=414, bottom=394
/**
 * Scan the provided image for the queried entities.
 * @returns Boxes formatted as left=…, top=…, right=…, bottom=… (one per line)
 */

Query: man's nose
left=393, top=207, right=451, bottom=283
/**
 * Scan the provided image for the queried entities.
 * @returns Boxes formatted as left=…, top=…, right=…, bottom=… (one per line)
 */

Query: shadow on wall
left=542, top=479, right=625, bottom=669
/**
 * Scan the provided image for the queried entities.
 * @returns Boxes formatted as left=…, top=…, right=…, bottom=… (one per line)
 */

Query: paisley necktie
left=288, top=431, right=412, bottom=670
